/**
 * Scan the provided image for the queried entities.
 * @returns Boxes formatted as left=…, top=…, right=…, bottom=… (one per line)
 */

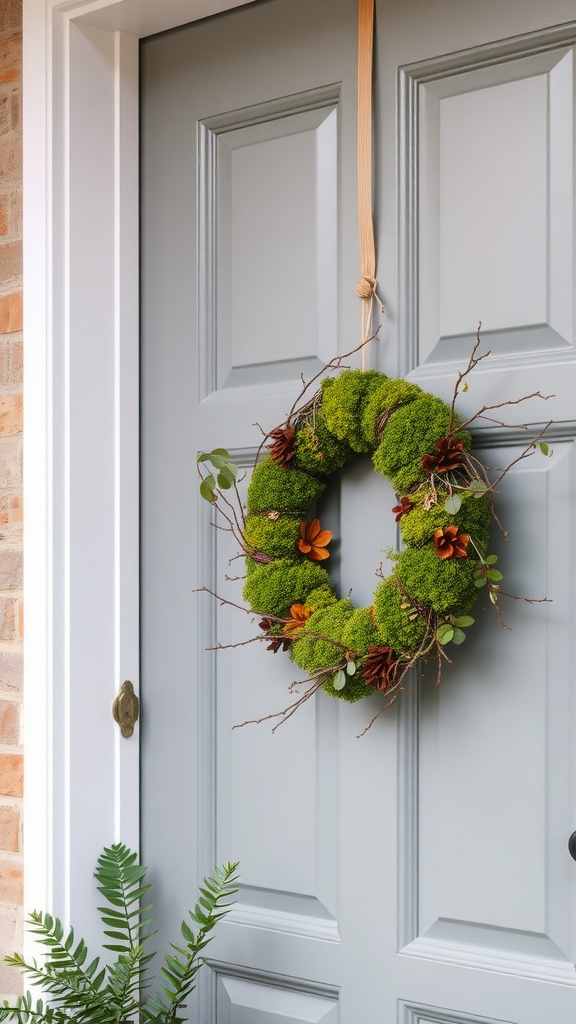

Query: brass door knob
left=112, top=680, right=140, bottom=738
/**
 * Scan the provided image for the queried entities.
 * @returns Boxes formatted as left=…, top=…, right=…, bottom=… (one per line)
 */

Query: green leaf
left=451, top=627, right=466, bottom=645
left=485, top=554, right=498, bottom=565
left=469, top=479, right=488, bottom=496
left=333, top=669, right=346, bottom=691
left=217, top=469, right=234, bottom=490
left=474, top=577, right=487, bottom=588
left=346, top=661, right=356, bottom=676
left=436, top=624, right=454, bottom=644
left=444, top=494, right=461, bottom=515
left=199, top=476, right=217, bottom=503
left=487, top=569, right=503, bottom=582
left=454, top=615, right=475, bottom=627
left=539, top=442, right=553, bottom=457
left=210, top=448, right=230, bottom=459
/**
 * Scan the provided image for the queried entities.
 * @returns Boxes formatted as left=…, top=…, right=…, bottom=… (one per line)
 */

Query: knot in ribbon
left=355, top=275, right=378, bottom=300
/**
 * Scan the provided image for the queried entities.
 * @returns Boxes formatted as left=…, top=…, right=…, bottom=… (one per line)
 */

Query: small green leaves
left=454, top=615, right=475, bottom=627
left=346, top=660, right=357, bottom=676
left=436, top=623, right=454, bottom=645
left=539, top=442, right=553, bottom=457
left=437, top=614, right=475, bottom=647
left=475, top=576, right=487, bottom=588
left=444, top=494, right=461, bottom=515
left=199, top=474, right=217, bottom=504
left=333, top=669, right=346, bottom=691
left=485, top=554, right=498, bottom=565
left=197, top=449, right=238, bottom=502
left=486, top=568, right=503, bottom=582
left=468, top=479, right=488, bottom=497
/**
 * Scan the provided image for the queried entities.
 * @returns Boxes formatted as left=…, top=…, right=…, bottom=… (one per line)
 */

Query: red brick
left=0, top=293, right=21, bottom=334
left=0, top=856, right=22, bottom=902
left=0, top=395, right=21, bottom=436
left=0, top=240, right=21, bottom=282
left=0, top=340, right=8, bottom=386
left=0, top=138, right=21, bottom=185
left=0, top=436, right=21, bottom=488
left=9, top=191, right=20, bottom=237
left=0, top=36, right=20, bottom=76
left=8, top=336, right=21, bottom=384
left=0, top=755, right=22, bottom=797
left=0, top=806, right=19, bottom=852
left=0, top=0, right=21, bottom=33
left=0, top=701, right=19, bottom=744
left=0, top=547, right=21, bottom=590
left=0, top=598, right=16, bottom=641
left=0, top=651, right=22, bottom=692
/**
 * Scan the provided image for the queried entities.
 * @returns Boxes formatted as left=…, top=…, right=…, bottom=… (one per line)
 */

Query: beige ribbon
left=356, top=0, right=385, bottom=366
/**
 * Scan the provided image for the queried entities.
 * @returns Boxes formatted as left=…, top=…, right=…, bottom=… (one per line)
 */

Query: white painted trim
left=23, top=0, right=253, bottom=945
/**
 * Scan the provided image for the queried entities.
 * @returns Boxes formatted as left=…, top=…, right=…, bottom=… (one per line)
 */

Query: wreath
left=197, top=335, right=552, bottom=733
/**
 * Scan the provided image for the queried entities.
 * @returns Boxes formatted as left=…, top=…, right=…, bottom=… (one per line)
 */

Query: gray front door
left=140, top=1, right=576, bottom=1020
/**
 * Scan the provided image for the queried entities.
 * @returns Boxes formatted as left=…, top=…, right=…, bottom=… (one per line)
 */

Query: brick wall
left=0, top=0, right=23, bottom=999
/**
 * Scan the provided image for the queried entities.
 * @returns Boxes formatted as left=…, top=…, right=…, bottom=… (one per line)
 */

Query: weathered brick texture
left=0, top=0, right=22, bottom=1000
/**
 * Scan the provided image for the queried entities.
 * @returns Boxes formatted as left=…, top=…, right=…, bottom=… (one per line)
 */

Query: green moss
left=244, top=514, right=301, bottom=560
left=242, top=559, right=330, bottom=617
left=396, top=545, right=480, bottom=616
left=294, top=407, right=352, bottom=475
left=321, top=370, right=385, bottom=453
left=372, top=577, right=428, bottom=652
left=399, top=492, right=491, bottom=554
left=246, top=457, right=325, bottom=515
left=373, top=395, right=469, bottom=493
left=341, top=605, right=381, bottom=657
left=291, top=599, right=353, bottom=674
left=361, top=378, right=423, bottom=447
left=322, top=670, right=373, bottom=703
left=305, top=584, right=338, bottom=612
left=289, top=598, right=370, bottom=703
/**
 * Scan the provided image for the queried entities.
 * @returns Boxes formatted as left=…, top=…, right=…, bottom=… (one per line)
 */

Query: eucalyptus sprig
left=0, top=844, right=239, bottom=1024
left=197, top=449, right=238, bottom=504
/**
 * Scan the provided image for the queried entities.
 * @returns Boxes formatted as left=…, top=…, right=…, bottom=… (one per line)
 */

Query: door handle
left=112, top=680, right=140, bottom=738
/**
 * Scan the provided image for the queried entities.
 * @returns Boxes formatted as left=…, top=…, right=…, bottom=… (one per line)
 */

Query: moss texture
left=395, top=546, right=480, bottom=615
left=247, top=457, right=325, bottom=515
left=341, top=605, right=382, bottom=657
left=291, top=599, right=354, bottom=675
left=372, top=577, right=428, bottom=652
left=399, top=492, right=491, bottom=553
left=244, top=513, right=301, bottom=561
left=321, top=370, right=384, bottom=452
left=373, top=394, right=468, bottom=494
left=361, top=378, right=423, bottom=447
left=294, top=408, right=351, bottom=476
left=243, top=559, right=330, bottom=617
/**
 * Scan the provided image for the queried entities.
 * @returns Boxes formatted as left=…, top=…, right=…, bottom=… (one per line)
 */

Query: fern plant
left=0, top=843, right=239, bottom=1024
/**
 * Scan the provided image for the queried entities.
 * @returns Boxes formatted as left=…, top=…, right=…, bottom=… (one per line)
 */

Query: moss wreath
left=242, top=366, right=494, bottom=711
left=197, top=341, right=552, bottom=730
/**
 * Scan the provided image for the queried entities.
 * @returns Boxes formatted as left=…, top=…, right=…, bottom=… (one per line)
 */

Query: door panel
left=140, top=1, right=576, bottom=1020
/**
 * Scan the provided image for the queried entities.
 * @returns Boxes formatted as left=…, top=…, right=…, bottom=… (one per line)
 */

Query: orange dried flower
left=433, top=525, right=469, bottom=560
left=423, top=437, right=467, bottom=475
left=297, top=519, right=333, bottom=561
left=392, top=496, right=414, bottom=522
left=283, top=603, right=313, bottom=635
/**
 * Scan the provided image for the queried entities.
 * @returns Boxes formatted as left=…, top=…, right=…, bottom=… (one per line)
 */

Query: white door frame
left=22, top=0, right=252, bottom=944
